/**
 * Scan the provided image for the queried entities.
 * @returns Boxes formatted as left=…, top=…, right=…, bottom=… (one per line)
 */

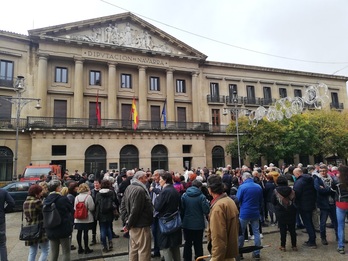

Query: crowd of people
left=0, top=162, right=347, bottom=261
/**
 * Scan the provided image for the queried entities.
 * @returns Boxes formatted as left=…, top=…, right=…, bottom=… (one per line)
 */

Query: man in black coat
left=0, top=187, right=15, bottom=261
left=293, top=167, right=317, bottom=248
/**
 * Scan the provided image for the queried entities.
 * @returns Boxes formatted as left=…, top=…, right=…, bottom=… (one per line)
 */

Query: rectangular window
left=246, top=85, right=256, bottom=104
left=212, top=109, right=220, bottom=126
left=52, top=145, right=67, bottom=156
left=263, top=87, right=272, bottom=105
left=294, top=89, right=302, bottom=97
left=176, top=79, right=186, bottom=93
left=89, top=70, right=101, bottom=85
left=0, top=96, right=11, bottom=120
left=331, top=92, right=339, bottom=108
left=210, top=83, right=219, bottom=102
left=89, top=101, right=101, bottom=126
left=279, top=88, right=287, bottom=98
left=151, top=105, right=161, bottom=129
left=53, top=100, right=67, bottom=126
left=55, top=67, right=68, bottom=83
left=228, top=84, right=238, bottom=103
left=121, top=74, right=132, bottom=88
left=150, top=77, right=160, bottom=91
left=0, top=60, right=14, bottom=87
left=177, top=107, right=186, bottom=129
left=121, top=104, right=132, bottom=128
left=182, top=145, right=192, bottom=153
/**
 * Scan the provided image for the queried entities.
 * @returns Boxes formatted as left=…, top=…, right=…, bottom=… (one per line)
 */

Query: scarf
left=275, top=189, right=295, bottom=209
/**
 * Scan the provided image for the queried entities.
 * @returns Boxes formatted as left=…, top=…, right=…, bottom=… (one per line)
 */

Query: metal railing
left=207, top=95, right=225, bottom=103
left=22, top=117, right=210, bottom=132
left=330, top=103, right=344, bottom=110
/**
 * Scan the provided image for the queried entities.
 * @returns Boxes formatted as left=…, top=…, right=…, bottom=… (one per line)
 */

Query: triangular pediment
left=28, top=12, right=207, bottom=60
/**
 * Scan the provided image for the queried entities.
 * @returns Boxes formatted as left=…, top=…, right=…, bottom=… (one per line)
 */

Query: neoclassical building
left=0, top=12, right=347, bottom=181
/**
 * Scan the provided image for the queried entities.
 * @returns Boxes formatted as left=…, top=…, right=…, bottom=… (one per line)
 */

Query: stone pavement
left=5, top=211, right=348, bottom=260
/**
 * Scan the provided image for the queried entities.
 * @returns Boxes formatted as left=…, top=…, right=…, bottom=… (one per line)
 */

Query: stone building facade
left=0, top=12, right=347, bottom=181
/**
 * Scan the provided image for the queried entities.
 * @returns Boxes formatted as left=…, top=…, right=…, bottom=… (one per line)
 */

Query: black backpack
left=43, top=202, right=61, bottom=228
left=100, top=195, right=113, bottom=214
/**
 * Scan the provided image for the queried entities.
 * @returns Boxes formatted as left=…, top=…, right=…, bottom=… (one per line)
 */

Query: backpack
left=74, top=195, right=89, bottom=219
left=100, top=195, right=113, bottom=214
left=43, top=202, right=62, bottom=229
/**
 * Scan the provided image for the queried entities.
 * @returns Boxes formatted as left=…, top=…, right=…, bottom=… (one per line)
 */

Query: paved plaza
left=5, top=211, right=348, bottom=260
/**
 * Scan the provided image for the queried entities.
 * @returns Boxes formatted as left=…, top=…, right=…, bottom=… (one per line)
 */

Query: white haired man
left=120, top=171, right=154, bottom=260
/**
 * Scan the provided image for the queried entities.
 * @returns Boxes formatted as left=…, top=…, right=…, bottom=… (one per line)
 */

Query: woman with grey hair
left=43, top=179, right=74, bottom=261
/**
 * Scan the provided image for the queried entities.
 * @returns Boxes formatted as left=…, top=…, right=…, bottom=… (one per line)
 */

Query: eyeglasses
left=319, top=170, right=327, bottom=172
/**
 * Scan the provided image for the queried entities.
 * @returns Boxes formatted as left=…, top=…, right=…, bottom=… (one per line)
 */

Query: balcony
left=0, top=117, right=210, bottom=132
left=261, top=98, right=276, bottom=106
left=226, top=96, right=244, bottom=105
left=207, top=95, right=225, bottom=104
left=330, top=103, right=344, bottom=110
left=243, top=97, right=261, bottom=106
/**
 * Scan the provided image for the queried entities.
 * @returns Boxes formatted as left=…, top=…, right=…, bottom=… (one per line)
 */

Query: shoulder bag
left=19, top=208, right=42, bottom=241
left=158, top=210, right=182, bottom=235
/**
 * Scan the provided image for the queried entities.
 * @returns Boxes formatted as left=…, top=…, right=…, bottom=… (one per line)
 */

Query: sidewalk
left=6, top=211, right=348, bottom=260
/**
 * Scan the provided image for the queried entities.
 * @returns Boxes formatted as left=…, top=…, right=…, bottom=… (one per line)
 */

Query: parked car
left=1, top=181, right=35, bottom=211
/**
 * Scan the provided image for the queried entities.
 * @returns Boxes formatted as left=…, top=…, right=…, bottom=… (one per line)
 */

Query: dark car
left=1, top=181, right=35, bottom=211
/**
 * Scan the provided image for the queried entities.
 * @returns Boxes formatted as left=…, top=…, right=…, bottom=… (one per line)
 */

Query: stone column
left=166, top=69, right=175, bottom=123
left=191, top=72, right=199, bottom=122
left=108, top=63, right=117, bottom=120
left=138, top=66, right=147, bottom=122
left=73, top=58, right=84, bottom=118
left=37, top=54, right=48, bottom=117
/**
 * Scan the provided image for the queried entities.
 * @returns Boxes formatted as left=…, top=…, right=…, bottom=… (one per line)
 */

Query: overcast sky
left=2, top=0, right=348, bottom=77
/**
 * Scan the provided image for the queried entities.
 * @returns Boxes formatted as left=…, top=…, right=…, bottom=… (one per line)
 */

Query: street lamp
left=224, top=90, right=249, bottom=169
left=0, top=76, right=41, bottom=180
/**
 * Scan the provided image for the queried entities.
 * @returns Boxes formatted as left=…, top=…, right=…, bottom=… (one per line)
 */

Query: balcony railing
left=207, top=95, right=225, bottom=103
left=226, top=96, right=244, bottom=105
left=18, top=117, right=209, bottom=132
left=0, top=118, right=27, bottom=129
left=330, top=103, right=344, bottom=110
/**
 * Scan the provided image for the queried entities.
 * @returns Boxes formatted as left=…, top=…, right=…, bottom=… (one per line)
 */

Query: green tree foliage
left=226, top=109, right=348, bottom=164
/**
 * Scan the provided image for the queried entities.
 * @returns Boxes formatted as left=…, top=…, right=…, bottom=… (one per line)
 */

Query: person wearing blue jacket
left=181, top=179, right=210, bottom=261
left=237, top=172, right=263, bottom=260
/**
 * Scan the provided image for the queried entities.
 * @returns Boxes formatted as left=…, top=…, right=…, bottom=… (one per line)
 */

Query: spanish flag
left=131, top=97, right=139, bottom=130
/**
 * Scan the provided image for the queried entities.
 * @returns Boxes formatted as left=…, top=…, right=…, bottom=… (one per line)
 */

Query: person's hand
left=123, top=225, right=129, bottom=233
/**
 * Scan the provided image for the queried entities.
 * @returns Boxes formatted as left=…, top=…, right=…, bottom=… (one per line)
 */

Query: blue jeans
left=99, top=222, right=112, bottom=248
left=336, top=207, right=348, bottom=249
left=28, top=241, right=50, bottom=261
left=319, top=206, right=337, bottom=240
left=300, top=210, right=316, bottom=245
left=0, top=222, right=7, bottom=261
left=239, top=218, right=261, bottom=255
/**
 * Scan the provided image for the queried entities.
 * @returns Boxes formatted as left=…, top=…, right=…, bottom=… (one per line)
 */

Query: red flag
left=96, top=91, right=101, bottom=125
left=131, top=97, right=139, bottom=130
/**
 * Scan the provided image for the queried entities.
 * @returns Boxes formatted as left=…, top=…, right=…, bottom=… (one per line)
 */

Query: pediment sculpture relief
left=66, top=22, right=175, bottom=54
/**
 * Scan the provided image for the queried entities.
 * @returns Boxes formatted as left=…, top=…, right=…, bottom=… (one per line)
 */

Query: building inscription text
left=83, top=50, right=168, bottom=66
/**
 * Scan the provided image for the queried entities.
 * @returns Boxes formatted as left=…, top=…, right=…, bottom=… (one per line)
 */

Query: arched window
left=84, top=145, right=106, bottom=176
left=212, top=146, right=225, bottom=169
left=151, top=145, right=168, bottom=172
left=120, top=145, right=139, bottom=170
left=0, top=147, right=13, bottom=181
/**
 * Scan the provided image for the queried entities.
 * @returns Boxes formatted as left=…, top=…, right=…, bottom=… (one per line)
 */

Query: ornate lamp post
left=224, top=90, right=249, bottom=169
left=0, top=76, right=41, bottom=180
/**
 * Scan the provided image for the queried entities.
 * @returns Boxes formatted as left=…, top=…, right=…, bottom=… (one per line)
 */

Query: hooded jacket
left=43, top=193, right=74, bottom=240
left=181, top=186, right=210, bottom=230
left=95, top=188, right=116, bottom=223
